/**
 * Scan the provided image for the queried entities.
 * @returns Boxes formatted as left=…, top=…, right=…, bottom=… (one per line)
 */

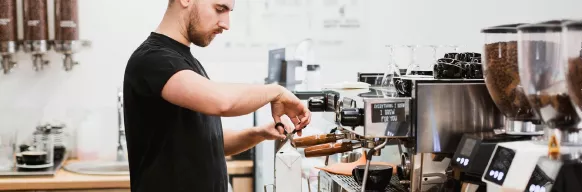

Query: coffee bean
left=54, top=0, right=79, bottom=41
left=0, top=0, right=18, bottom=42
left=484, top=41, right=537, bottom=120
left=528, top=93, right=579, bottom=128
left=23, top=0, right=49, bottom=41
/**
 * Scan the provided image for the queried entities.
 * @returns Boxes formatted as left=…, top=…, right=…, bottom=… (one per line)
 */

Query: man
left=122, top=0, right=312, bottom=191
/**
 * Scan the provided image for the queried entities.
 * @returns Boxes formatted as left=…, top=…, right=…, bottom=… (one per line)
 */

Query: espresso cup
left=352, top=164, right=393, bottom=191
left=21, top=151, right=47, bottom=165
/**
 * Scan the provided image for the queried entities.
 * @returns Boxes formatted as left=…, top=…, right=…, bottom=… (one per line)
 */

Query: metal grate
left=328, top=172, right=408, bottom=192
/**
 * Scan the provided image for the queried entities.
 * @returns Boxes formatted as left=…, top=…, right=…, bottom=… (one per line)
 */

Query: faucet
left=116, top=88, right=127, bottom=162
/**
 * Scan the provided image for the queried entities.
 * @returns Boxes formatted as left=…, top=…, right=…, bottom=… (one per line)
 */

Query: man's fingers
left=273, top=115, right=283, bottom=134
left=299, top=110, right=311, bottom=129
left=274, top=121, right=287, bottom=135
left=276, top=125, right=286, bottom=135
left=273, top=115, right=282, bottom=123
left=290, top=116, right=301, bottom=129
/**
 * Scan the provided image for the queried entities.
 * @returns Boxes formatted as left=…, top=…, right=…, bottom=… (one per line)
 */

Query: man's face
left=186, top=0, right=233, bottom=47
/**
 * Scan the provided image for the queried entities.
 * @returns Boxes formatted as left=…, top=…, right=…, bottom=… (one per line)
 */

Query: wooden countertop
left=0, top=160, right=253, bottom=191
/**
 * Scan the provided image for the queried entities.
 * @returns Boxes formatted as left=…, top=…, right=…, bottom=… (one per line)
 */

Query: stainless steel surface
left=1, top=55, right=16, bottom=74
left=53, top=40, right=85, bottom=54
left=0, top=42, right=18, bottom=73
left=415, top=81, right=504, bottom=153
left=318, top=171, right=407, bottom=192
left=62, top=54, right=78, bottom=71
left=0, top=41, right=17, bottom=53
left=409, top=153, right=449, bottom=192
left=505, top=120, right=543, bottom=135
left=22, top=40, right=49, bottom=53
left=340, top=152, right=362, bottom=163
left=63, top=161, right=129, bottom=176
left=117, top=89, right=127, bottom=162
left=54, top=40, right=87, bottom=71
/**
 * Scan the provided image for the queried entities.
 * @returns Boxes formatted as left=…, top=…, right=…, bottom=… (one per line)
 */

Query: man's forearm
left=218, top=83, right=283, bottom=117
left=223, top=128, right=265, bottom=156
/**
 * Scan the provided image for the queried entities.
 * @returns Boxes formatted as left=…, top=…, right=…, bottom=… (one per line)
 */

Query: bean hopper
left=482, top=20, right=582, bottom=192
left=53, top=0, right=83, bottom=71
left=517, top=20, right=582, bottom=192
left=22, top=0, right=51, bottom=70
left=448, top=23, right=542, bottom=192
left=0, top=0, right=18, bottom=74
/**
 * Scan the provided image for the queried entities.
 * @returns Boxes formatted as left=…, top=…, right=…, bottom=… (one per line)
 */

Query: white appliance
left=482, top=141, right=575, bottom=192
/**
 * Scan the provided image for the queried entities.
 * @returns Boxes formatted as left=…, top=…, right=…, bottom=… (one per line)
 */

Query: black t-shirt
left=123, top=32, right=227, bottom=192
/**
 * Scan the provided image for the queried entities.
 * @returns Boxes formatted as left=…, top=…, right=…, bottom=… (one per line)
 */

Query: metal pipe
left=361, top=138, right=389, bottom=192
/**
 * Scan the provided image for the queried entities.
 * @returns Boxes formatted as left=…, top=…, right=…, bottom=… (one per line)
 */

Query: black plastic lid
left=481, top=23, right=529, bottom=33
left=307, top=64, right=320, bottom=71
left=518, top=20, right=572, bottom=33
left=564, top=20, right=582, bottom=31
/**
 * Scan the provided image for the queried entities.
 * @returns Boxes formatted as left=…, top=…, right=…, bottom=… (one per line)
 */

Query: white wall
left=0, top=0, right=580, bottom=173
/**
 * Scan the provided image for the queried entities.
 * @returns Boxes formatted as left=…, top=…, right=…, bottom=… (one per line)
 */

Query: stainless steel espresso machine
left=292, top=74, right=505, bottom=192
left=481, top=20, right=582, bottom=192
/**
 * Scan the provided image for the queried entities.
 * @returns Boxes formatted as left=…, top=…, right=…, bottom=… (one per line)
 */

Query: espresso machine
left=291, top=72, right=504, bottom=192
left=481, top=20, right=582, bottom=192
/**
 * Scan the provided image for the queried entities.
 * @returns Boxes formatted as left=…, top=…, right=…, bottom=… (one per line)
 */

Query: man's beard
left=187, top=9, right=215, bottom=47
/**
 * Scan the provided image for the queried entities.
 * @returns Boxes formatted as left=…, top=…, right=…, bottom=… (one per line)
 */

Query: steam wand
left=361, top=138, right=389, bottom=192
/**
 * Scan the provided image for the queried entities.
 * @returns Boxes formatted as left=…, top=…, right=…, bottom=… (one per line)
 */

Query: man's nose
left=218, top=15, right=230, bottom=30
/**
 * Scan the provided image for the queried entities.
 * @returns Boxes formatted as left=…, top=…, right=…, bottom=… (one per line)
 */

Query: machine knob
left=308, top=97, right=326, bottom=112
left=340, top=108, right=364, bottom=127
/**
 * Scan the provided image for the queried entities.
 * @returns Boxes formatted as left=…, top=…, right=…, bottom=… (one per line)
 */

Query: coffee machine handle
left=304, top=142, right=354, bottom=157
left=293, top=134, right=339, bottom=148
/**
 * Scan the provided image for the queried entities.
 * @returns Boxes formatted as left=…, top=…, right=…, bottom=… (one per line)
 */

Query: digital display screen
left=484, top=146, right=515, bottom=185
left=371, top=102, right=406, bottom=123
left=461, top=139, right=476, bottom=156
left=525, top=165, right=554, bottom=192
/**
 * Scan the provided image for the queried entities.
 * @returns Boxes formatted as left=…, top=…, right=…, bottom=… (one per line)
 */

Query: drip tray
left=320, top=171, right=408, bottom=192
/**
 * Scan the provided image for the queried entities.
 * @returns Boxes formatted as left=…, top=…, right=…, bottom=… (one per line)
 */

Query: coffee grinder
left=515, top=20, right=582, bottom=192
left=53, top=0, right=82, bottom=71
left=482, top=20, right=582, bottom=192
left=22, top=0, right=50, bottom=70
left=0, top=0, right=18, bottom=74
left=457, top=23, right=545, bottom=192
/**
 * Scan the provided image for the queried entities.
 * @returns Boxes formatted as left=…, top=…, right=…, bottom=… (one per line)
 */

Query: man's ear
left=179, top=0, right=193, bottom=8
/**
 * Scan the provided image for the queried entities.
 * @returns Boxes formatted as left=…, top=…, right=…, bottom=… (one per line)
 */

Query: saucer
left=16, top=163, right=54, bottom=169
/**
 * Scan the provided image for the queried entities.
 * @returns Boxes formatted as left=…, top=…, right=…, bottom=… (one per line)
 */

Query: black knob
left=340, top=108, right=364, bottom=127
left=308, top=97, right=326, bottom=112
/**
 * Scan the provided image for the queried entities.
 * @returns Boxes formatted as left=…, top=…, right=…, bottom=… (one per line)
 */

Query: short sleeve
left=126, top=49, right=194, bottom=97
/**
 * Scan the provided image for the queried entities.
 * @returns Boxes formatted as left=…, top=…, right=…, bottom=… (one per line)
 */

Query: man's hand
left=255, top=121, right=295, bottom=140
left=270, top=87, right=312, bottom=136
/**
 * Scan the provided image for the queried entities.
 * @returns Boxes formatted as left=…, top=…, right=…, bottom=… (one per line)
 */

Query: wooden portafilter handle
left=304, top=142, right=354, bottom=158
left=293, top=134, right=339, bottom=148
